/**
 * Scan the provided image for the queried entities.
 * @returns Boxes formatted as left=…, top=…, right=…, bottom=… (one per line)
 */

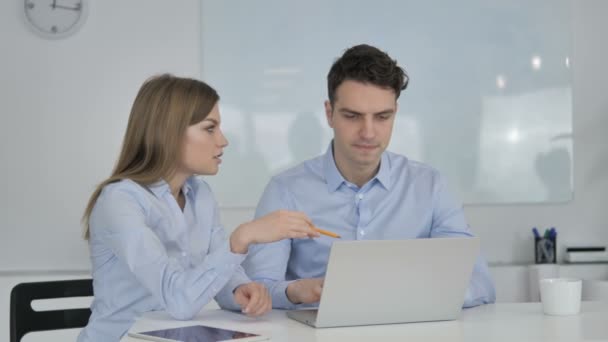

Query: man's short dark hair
left=327, top=44, right=409, bottom=105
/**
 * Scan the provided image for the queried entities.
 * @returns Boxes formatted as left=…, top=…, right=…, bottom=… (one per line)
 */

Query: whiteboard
left=201, top=0, right=573, bottom=207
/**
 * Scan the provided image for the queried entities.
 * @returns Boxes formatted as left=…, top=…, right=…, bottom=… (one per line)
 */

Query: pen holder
left=535, top=236, right=557, bottom=264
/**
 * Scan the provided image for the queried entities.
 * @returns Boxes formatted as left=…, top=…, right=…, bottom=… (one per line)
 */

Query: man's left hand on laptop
left=287, top=278, right=324, bottom=304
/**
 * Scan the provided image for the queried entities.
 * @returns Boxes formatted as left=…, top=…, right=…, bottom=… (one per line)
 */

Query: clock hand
left=53, top=3, right=81, bottom=11
left=51, top=0, right=57, bottom=10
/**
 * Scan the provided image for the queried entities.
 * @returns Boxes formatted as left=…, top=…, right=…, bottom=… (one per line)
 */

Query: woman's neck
left=166, top=172, right=190, bottom=202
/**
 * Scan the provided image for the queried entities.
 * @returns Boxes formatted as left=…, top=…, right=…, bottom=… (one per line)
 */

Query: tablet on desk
left=128, top=324, right=270, bottom=342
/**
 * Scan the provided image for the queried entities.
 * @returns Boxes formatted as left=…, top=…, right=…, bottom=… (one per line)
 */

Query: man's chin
left=352, top=155, right=381, bottom=167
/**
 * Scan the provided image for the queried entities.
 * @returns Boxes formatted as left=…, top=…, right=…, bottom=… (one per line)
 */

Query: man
left=243, top=44, right=496, bottom=309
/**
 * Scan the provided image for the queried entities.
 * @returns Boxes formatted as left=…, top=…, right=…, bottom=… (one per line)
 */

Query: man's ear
left=324, top=100, right=334, bottom=128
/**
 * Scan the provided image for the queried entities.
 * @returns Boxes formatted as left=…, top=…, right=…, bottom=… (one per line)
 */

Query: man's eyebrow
left=339, top=107, right=395, bottom=115
left=339, top=107, right=363, bottom=115
left=373, top=110, right=395, bottom=116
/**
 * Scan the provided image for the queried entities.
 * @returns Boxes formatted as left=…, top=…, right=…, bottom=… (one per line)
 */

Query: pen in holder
left=535, top=228, right=557, bottom=264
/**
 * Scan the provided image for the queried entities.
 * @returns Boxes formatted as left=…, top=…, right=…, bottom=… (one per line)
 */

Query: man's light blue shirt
left=78, top=177, right=248, bottom=342
left=243, top=143, right=496, bottom=309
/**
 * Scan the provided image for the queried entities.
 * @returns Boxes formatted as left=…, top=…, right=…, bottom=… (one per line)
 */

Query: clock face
left=24, top=0, right=87, bottom=39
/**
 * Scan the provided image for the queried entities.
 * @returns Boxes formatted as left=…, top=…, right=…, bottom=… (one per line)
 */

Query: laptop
left=286, top=237, right=479, bottom=328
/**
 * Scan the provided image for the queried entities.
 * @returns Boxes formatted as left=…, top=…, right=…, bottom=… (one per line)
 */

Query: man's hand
left=286, top=278, right=324, bottom=304
left=233, top=282, right=271, bottom=316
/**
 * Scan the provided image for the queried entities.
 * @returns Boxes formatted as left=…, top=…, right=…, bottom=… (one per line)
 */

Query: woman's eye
left=205, top=126, right=215, bottom=133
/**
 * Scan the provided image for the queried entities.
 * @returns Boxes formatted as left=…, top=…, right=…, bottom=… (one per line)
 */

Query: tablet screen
left=134, top=324, right=262, bottom=342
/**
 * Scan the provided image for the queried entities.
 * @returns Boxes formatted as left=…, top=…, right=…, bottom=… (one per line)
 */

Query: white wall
left=0, top=0, right=606, bottom=270
left=0, top=0, right=201, bottom=271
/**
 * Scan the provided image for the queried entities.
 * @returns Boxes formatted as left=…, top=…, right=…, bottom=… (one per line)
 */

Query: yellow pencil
left=312, top=226, right=341, bottom=238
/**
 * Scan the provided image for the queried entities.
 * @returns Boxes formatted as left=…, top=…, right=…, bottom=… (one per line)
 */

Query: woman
left=77, top=74, right=319, bottom=341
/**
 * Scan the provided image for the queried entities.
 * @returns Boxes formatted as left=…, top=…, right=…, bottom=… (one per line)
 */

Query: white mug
left=528, top=264, right=559, bottom=302
left=540, top=278, right=582, bottom=315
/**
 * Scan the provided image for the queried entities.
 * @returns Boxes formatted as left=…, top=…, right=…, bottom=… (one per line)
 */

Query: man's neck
left=334, top=153, right=380, bottom=188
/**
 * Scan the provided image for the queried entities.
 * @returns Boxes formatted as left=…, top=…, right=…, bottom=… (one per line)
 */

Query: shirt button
left=358, top=194, right=364, bottom=200
left=360, top=230, right=365, bottom=236
left=181, top=252, right=187, bottom=257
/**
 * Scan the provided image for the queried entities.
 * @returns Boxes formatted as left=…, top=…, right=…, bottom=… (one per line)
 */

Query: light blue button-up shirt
left=243, top=143, right=496, bottom=310
left=78, top=177, right=249, bottom=342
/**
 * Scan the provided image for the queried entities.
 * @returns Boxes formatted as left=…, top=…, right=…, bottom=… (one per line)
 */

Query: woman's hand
left=230, top=210, right=319, bottom=253
left=233, top=282, right=271, bottom=316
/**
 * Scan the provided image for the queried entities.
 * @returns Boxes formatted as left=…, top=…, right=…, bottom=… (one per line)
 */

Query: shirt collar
left=375, top=152, right=391, bottom=190
left=182, top=177, right=196, bottom=198
left=147, top=179, right=169, bottom=197
left=323, top=142, right=344, bottom=192
left=147, top=176, right=196, bottom=198
left=322, top=141, right=392, bottom=192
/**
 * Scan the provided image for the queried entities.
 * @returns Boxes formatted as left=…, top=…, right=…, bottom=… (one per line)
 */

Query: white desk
left=123, top=302, right=608, bottom=342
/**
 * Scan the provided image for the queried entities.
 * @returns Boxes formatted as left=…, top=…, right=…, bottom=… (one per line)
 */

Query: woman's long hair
left=82, top=74, right=219, bottom=239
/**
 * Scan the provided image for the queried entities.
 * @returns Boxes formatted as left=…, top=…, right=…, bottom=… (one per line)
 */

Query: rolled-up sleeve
left=206, top=200, right=252, bottom=310
left=91, top=189, right=246, bottom=320
left=242, top=178, right=298, bottom=309
left=429, top=173, right=496, bottom=307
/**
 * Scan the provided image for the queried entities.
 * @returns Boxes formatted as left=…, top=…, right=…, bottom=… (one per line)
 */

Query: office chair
left=10, top=279, right=93, bottom=342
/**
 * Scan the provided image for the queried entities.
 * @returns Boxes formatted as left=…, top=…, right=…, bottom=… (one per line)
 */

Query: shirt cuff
left=462, top=276, right=495, bottom=308
left=271, top=280, right=299, bottom=310
left=215, top=268, right=250, bottom=311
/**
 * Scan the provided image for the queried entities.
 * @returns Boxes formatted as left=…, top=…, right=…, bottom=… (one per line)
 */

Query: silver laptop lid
left=315, top=237, right=479, bottom=327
